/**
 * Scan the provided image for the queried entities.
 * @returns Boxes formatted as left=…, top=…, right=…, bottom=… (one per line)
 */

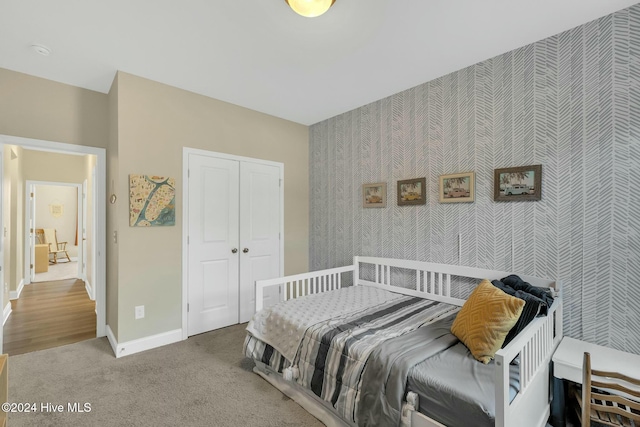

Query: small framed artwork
left=439, top=172, right=475, bottom=203
left=363, top=183, right=387, bottom=208
left=397, top=177, right=426, bottom=206
left=493, top=165, right=542, bottom=201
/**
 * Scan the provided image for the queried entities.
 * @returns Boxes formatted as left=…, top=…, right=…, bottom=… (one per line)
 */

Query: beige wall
left=2, top=145, right=24, bottom=298
left=0, top=68, right=108, bottom=149
left=0, top=67, right=107, bottom=302
left=1, top=67, right=310, bottom=346
left=22, top=150, right=88, bottom=183
left=113, top=72, right=309, bottom=342
left=2, top=147, right=9, bottom=305
left=107, top=75, right=119, bottom=337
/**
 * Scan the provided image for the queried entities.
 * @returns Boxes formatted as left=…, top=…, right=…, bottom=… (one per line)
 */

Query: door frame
left=0, top=148, right=4, bottom=352
left=90, top=165, right=97, bottom=301
left=0, top=134, right=107, bottom=338
left=181, top=147, right=284, bottom=339
left=24, top=181, right=83, bottom=284
left=82, top=179, right=88, bottom=284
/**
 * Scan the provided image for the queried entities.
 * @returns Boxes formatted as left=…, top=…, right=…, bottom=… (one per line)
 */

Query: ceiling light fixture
left=31, top=43, right=51, bottom=56
left=285, top=0, right=335, bottom=18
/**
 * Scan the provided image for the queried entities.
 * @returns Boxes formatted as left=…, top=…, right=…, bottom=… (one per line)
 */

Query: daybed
left=244, top=256, right=563, bottom=427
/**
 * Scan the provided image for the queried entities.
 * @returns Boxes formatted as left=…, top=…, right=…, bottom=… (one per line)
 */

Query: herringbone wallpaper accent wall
left=309, top=4, right=640, bottom=353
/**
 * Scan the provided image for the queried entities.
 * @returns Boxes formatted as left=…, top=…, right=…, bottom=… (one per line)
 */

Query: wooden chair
left=573, top=351, right=640, bottom=427
left=42, top=228, right=71, bottom=264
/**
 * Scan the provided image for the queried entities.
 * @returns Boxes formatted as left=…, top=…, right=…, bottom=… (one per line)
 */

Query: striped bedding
left=244, top=334, right=290, bottom=374
left=246, top=285, right=406, bottom=362
left=244, top=285, right=460, bottom=424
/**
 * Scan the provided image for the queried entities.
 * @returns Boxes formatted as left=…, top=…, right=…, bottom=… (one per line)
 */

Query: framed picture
left=362, top=183, right=387, bottom=208
left=129, top=174, right=176, bottom=226
left=493, top=165, right=542, bottom=201
left=397, top=177, right=426, bottom=206
left=439, top=172, right=475, bottom=203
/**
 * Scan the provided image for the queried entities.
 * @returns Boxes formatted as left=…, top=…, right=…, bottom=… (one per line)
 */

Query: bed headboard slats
left=353, top=256, right=558, bottom=309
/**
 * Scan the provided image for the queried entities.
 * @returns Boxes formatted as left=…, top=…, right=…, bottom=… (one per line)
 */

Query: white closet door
left=188, top=154, right=240, bottom=335
left=239, top=162, right=281, bottom=322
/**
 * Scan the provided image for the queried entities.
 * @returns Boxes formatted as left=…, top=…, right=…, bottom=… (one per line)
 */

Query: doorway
left=0, top=134, right=106, bottom=354
left=27, top=182, right=83, bottom=284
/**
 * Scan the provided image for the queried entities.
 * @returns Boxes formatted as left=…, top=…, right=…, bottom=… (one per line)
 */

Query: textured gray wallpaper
left=309, top=4, right=640, bottom=353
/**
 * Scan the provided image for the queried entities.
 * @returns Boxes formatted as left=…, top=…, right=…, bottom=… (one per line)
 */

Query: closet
left=186, top=151, right=282, bottom=336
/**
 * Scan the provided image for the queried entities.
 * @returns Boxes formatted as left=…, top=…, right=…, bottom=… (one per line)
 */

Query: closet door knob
left=243, top=248, right=249, bottom=253
left=231, top=248, right=238, bottom=254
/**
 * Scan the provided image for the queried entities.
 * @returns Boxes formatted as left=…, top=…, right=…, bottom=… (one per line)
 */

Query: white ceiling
left=1, top=0, right=637, bottom=125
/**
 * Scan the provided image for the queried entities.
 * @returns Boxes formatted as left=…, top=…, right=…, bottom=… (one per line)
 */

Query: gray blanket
left=294, top=296, right=459, bottom=423
left=356, top=317, right=458, bottom=427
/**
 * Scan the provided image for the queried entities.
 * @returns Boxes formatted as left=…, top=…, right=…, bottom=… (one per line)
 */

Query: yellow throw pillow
left=451, top=279, right=525, bottom=364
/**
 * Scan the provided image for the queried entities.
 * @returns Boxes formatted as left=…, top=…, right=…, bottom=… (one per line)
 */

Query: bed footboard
left=255, top=265, right=355, bottom=311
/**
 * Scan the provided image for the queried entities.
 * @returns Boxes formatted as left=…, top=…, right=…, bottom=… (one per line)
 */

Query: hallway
left=3, top=279, right=96, bottom=355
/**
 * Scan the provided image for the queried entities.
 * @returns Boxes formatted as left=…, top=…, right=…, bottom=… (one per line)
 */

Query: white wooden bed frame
left=254, top=256, right=563, bottom=427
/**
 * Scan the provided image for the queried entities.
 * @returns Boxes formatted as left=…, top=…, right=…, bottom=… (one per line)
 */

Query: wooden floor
left=3, top=279, right=96, bottom=356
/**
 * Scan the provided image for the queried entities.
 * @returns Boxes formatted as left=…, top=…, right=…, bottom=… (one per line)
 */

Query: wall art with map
left=129, top=174, right=176, bottom=226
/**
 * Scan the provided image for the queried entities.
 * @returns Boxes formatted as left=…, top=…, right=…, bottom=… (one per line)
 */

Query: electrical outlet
left=135, top=305, right=145, bottom=319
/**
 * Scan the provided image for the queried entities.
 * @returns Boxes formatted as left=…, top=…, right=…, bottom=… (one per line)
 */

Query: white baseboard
left=106, top=325, right=118, bottom=356
left=106, top=326, right=183, bottom=358
left=85, top=279, right=95, bottom=300
left=9, top=279, right=25, bottom=300
left=3, top=302, right=12, bottom=325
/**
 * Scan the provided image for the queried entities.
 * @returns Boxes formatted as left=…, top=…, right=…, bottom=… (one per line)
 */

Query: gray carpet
left=7, top=323, right=323, bottom=427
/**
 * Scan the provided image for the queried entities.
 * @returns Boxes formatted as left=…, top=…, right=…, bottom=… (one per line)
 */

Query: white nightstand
left=553, top=337, right=640, bottom=385
left=551, top=337, right=640, bottom=426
